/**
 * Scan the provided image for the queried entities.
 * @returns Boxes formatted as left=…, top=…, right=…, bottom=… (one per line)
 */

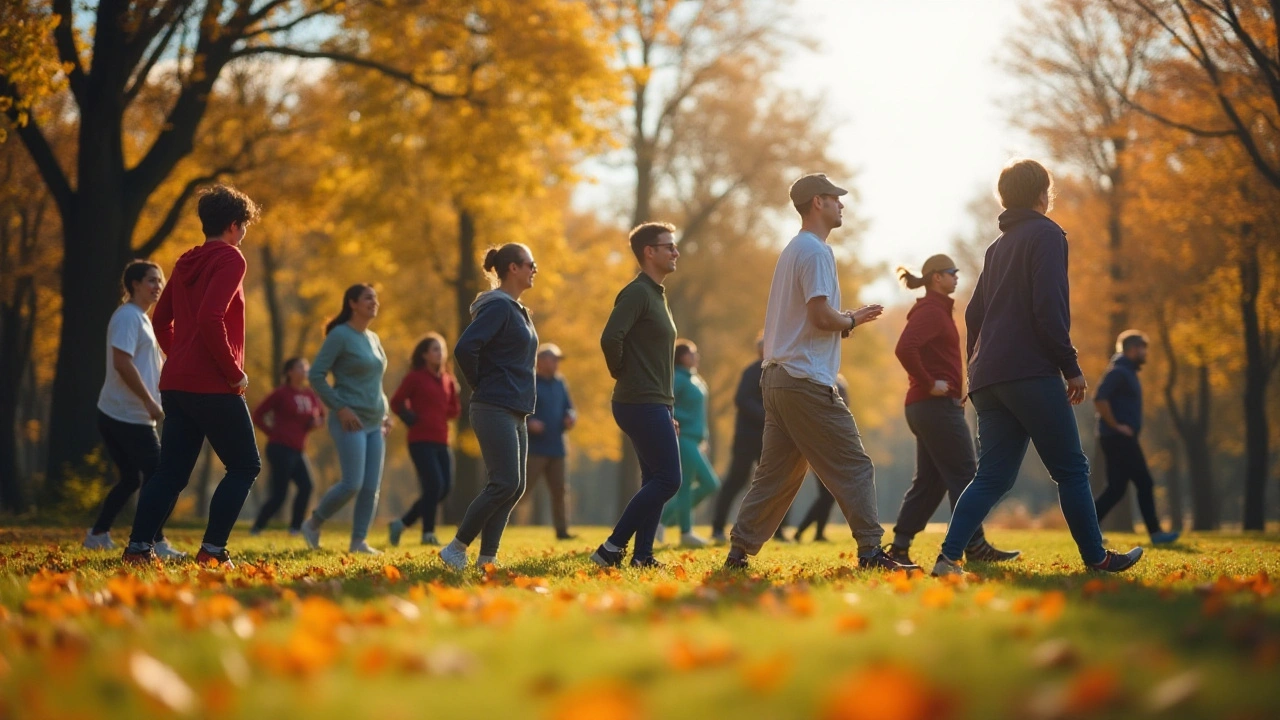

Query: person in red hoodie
left=886, top=254, right=1018, bottom=567
left=124, top=185, right=262, bottom=568
left=250, top=357, right=325, bottom=535
left=387, top=332, right=461, bottom=546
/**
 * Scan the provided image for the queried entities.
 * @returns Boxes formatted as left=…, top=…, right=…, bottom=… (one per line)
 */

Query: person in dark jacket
left=124, top=185, right=262, bottom=569
left=250, top=357, right=324, bottom=535
left=515, top=343, right=578, bottom=540
left=1093, top=330, right=1180, bottom=544
left=709, top=337, right=791, bottom=543
left=885, top=255, right=1018, bottom=566
left=440, top=243, right=539, bottom=570
left=591, top=222, right=681, bottom=569
left=932, top=160, right=1142, bottom=577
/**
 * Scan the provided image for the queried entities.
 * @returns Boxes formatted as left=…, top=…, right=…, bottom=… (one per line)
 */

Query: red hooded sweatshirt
left=154, top=241, right=247, bottom=395
left=894, top=290, right=964, bottom=406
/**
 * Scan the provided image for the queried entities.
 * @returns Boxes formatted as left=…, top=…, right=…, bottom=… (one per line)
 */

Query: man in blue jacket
left=518, top=343, right=578, bottom=540
left=1093, top=330, right=1179, bottom=544
left=932, top=159, right=1143, bottom=577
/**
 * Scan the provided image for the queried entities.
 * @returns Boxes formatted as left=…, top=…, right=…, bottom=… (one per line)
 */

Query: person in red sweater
left=388, top=332, right=461, bottom=546
left=886, top=254, right=1018, bottom=566
left=250, top=357, right=325, bottom=535
left=124, top=185, right=262, bottom=569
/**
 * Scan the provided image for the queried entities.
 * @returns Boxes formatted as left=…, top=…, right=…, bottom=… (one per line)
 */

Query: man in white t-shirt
left=724, top=173, right=916, bottom=571
left=84, top=260, right=185, bottom=558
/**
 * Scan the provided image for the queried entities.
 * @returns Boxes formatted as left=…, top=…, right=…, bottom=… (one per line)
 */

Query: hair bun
left=483, top=248, right=500, bottom=272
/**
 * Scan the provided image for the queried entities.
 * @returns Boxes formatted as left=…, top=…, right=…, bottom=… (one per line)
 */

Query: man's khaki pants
left=515, top=454, right=569, bottom=534
left=730, top=365, right=883, bottom=554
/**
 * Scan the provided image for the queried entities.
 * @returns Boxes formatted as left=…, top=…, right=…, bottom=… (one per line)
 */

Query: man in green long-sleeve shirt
left=591, top=221, right=682, bottom=569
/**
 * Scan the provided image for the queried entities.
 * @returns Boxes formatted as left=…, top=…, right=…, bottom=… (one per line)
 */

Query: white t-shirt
left=97, top=303, right=163, bottom=426
left=762, top=230, right=842, bottom=387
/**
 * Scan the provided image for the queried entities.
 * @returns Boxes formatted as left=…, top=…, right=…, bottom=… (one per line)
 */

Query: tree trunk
left=1238, top=236, right=1271, bottom=530
left=1097, top=145, right=1132, bottom=533
left=1165, top=435, right=1184, bottom=532
left=446, top=206, right=481, bottom=524
left=260, top=243, right=286, bottom=382
left=0, top=279, right=36, bottom=513
left=1184, top=365, right=1218, bottom=531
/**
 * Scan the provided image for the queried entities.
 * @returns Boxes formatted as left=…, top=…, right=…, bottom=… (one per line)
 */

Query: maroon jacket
left=253, top=385, right=324, bottom=451
left=895, top=291, right=963, bottom=406
left=390, top=368, right=461, bottom=445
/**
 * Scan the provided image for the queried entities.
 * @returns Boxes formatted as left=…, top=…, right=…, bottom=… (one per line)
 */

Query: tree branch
left=229, top=45, right=472, bottom=100
left=50, top=0, right=87, bottom=102
left=132, top=169, right=229, bottom=257
left=0, top=80, right=73, bottom=219
left=244, top=0, right=344, bottom=37
left=124, top=3, right=190, bottom=106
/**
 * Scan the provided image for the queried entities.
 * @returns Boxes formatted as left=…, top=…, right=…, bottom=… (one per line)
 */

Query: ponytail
left=325, top=283, right=374, bottom=335
left=896, top=267, right=926, bottom=290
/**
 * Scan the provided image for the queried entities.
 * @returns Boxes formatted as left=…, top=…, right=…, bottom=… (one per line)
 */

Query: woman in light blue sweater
left=300, top=283, right=390, bottom=554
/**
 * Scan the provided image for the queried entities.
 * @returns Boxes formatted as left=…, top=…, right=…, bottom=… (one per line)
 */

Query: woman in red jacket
left=250, top=357, right=325, bottom=535
left=887, top=254, right=1018, bottom=567
left=388, top=333, right=461, bottom=546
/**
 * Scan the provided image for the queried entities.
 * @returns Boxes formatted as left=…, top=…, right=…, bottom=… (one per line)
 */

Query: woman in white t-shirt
left=84, top=261, right=185, bottom=558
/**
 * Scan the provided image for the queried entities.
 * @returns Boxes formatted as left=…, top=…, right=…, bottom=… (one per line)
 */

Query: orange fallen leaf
left=545, top=679, right=643, bottom=720
left=835, top=613, right=869, bottom=633
left=1063, top=666, right=1122, bottom=714
left=820, top=664, right=956, bottom=720
left=741, top=653, right=793, bottom=695
left=383, top=565, right=402, bottom=582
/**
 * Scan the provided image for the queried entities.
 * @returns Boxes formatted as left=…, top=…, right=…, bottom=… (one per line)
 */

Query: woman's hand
left=337, top=407, right=363, bottom=432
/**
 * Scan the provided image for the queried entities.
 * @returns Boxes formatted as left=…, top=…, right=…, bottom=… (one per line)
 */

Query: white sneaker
left=153, top=539, right=189, bottom=560
left=300, top=517, right=321, bottom=549
left=654, top=525, right=666, bottom=545
left=930, top=555, right=965, bottom=578
left=680, top=532, right=709, bottom=548
left=83, top=530, right=115, bottom=550
left=349, top=541, right=382, bottom=555
left=439, top=543, right=468, bottom=570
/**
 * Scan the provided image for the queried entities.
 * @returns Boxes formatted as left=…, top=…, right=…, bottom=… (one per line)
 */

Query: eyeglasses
left=942, top=268, right=959, bottom=276
left=648, top=243, right=678, bottom=251
left=522, top=261, right=538, bottom=270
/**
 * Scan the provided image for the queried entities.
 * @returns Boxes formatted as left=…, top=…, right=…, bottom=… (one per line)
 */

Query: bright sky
left=780, top=0, right=1030, bottom=304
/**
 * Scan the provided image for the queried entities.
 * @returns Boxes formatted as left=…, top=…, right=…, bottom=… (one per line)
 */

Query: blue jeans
left=401, top=442, right=453, bottom=533
left=312, top=415, right=385, bottom=543
left=129, top=391, right=261, bottom=548
left=608, top=402, right=681, bottom=559
left=941, top=377, right=1105, bottom=565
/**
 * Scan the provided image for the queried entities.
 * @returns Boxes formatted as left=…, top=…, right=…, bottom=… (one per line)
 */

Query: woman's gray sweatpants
left=455, top=402, right=528, bottom=555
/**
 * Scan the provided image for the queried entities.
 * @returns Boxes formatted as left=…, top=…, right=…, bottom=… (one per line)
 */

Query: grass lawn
left=0, top=526, right=1277, bottom=720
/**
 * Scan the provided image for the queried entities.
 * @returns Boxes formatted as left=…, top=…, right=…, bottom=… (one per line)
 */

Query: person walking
left=1092, top=330, right=1180, bottom=545
left=123, top=185, right=262, bottom=568
left=516, top=343, right=578, bottom=541
left=658, top=339, right=719, bottom=547
left=591, top=222, right=682, bottom=569
left=249, top=358, right=324, bottom=535
left=299, top=284, right=391, bottom=555
left=932, top=159, right=1143, bottom=577
left=886, top=255, right=1019, bottom=567
left=85, top=261, right=184, bottom=558
left=439, top=244, right=540, bottom=570
left=723, top=174, right=910, bottom=572
left=388, top=332, right=461, bottom=547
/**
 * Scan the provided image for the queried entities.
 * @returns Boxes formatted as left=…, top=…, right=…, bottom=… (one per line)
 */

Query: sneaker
left=300, top=517, right=321, bottom=549
left=195, top=548, right=234, bottom=570
left=1150, top=531, right=1181, bottom=545
left=153, top=539, right=189, bottom=560
left=83, top=530, right=116, bottom=550
left=248, top=527, right=264, bottom=537
left=388, top=519, right=406, bottom=547
left=931, top=554, right=964, bottom=578
left=288, top=528, right=302, bottom=537
left=654, top=525, right=666, bottom=545
left=884, top=544, right=915, bottom=567
left=421, top=533, right=441, bottom=546
left=812, top=535, right=830, bottom=543
left=858, top=548, right=920, bottom=571
left=349, top=541, right=382, bottom=555
left=680, top=532, right=709, bottom=548
left=772, top=530, right=793, bottom=544
left=710, top=531, right=728, bottom=545
left=1089, top=547, right=1144, bottom=573
left=723, top=553, right=749, bottom=570
left=964, top=539, right=1021, bottom=563
left=630, top=556, right=664, bottom=569
left=439, top=543, right=468, bottom=570
left=122, top=547, right=158, bottom=565
left=590, top=544, right=625, bottom=568
left=555, top=531, right=579, bottom=541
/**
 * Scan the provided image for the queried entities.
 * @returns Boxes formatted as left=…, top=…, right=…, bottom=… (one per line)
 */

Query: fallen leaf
left=130, top=651, right=197, bottom=714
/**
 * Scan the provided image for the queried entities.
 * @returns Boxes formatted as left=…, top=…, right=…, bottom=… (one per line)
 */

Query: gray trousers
left=891, top=397, right=985, bottom=547
left=455, top=402, right=528, bottom=555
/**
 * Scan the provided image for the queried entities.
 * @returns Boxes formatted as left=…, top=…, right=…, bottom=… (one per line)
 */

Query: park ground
left=0, top=526, right=1277, bottom=720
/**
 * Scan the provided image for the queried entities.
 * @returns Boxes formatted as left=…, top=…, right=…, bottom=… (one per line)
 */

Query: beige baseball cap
left=537, top=343, right=564, bottom=359
left=789, top=173, right=848, bottom=207
left=921, top=254, right=958, bottom=276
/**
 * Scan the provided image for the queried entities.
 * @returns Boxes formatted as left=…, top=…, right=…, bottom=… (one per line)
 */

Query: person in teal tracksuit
left=660, top=339, right=720, bottom=547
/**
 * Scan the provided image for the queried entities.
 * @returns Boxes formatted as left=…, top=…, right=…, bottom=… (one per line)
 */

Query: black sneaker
left=590, top=544, right=625, bottom=568
left=858, top=548, right=920, bottom=571
left=122, top=547, right=158, bottom=565
left=884, top=544, right=915, bottom=566
left=195, top=547, right=234, bottom=570
left=1089, top=547, right=1143, bottom=573
left=556, top=532, right=579, bottom=541
left=723, top=553, right=749, bottom=570
left=964, top=539, right=1022, bottom=563
left=630, top=556, right=664, bottom=569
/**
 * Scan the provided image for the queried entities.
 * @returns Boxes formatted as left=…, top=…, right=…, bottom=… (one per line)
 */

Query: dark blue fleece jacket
left=454, top=289, right=538, bottom=415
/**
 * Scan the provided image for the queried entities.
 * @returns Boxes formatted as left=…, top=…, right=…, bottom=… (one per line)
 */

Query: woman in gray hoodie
left=439, top=243, right=539, bottom=570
